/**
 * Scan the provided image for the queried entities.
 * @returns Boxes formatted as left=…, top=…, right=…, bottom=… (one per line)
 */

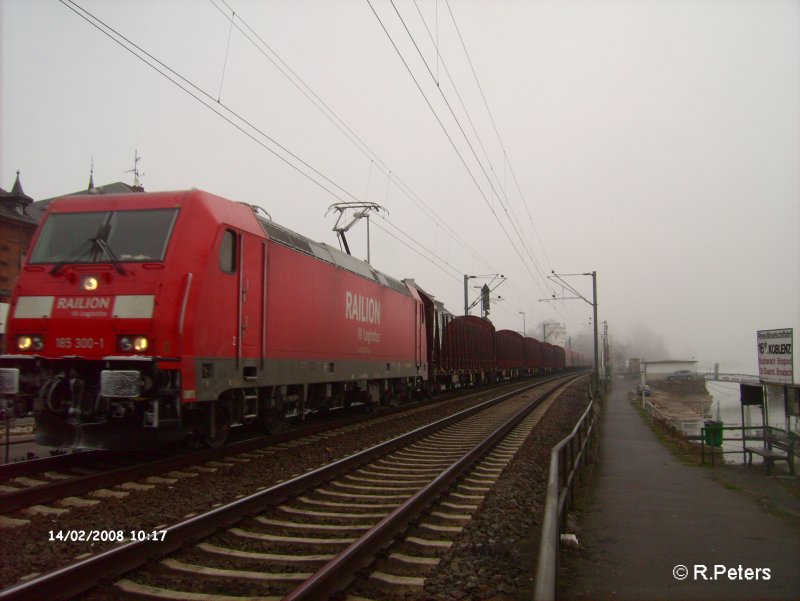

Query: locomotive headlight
left=17, top=335, right=44, bottom=351
left=118, top=336, right=149, bottom=353
left=81, top=275, right=100, bottom=291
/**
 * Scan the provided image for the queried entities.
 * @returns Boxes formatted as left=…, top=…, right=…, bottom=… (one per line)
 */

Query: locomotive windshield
left=30, top=208, right=179, bottom=264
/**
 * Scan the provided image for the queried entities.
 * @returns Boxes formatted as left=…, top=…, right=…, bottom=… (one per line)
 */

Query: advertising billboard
left=757, top=328, right=793, bottom=384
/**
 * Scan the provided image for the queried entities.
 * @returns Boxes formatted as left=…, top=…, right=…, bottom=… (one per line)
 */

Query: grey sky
left=1, top=0, right=798, bottom=377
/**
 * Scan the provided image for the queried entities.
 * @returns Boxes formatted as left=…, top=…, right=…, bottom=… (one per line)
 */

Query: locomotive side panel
left=189, top=227, right=242, bottom=361
left=188, top=222, right=426, bottom=404
left=264, top=241, right=419, bottom=366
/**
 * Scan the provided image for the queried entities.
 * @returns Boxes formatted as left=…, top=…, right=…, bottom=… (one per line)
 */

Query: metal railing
left=640, top=397, right=703, bottom=437
left=533, top=387, right=599, bottom=601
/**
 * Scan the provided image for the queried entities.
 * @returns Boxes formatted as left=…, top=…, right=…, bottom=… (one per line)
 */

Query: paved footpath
left=561, top=379, right=800, bottom=601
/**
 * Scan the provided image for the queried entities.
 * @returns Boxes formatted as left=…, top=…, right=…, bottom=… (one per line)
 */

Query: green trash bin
left=703, top=420, right=723, bottom=447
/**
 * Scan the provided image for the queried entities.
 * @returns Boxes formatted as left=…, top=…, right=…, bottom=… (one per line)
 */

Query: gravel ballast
left=0, top=381, right=556, bottom=588
left=415, top=379, right=592, bottom=601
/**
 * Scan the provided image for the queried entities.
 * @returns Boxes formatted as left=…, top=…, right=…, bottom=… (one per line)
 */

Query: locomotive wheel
left=202, top=402, right=231, bottom=448
left=260, top=414, right=288, bottom=435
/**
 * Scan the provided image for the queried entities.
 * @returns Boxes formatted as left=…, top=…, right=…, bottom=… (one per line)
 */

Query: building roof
left=0, top=172, right=37, bottom=226
left=0, top=172, right=33, bottom=203
left=642, top=359, right=698, bottom=365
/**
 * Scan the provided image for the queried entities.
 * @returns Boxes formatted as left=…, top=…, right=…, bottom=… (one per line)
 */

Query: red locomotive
left=0, top=189, right=586, bottom=449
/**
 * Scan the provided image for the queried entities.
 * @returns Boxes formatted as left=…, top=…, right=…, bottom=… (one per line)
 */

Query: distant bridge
left=702, top=373, right=760, bottom=384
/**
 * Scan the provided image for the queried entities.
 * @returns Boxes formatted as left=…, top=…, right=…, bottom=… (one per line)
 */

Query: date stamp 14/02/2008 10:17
left=48, top=529, right=167, bottom=543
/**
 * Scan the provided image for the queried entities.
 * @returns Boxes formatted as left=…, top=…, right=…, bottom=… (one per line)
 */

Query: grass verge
left=629, top=393, right=800, bottom=529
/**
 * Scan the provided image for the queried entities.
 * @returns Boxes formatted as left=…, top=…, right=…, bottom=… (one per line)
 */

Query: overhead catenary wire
left=57, top=1, right=489, bottom=311
left=59, top=0, right=362, bottom=207
left=408, top=0, right=551, bottom=280
left=389, top=2, right=542, bottom=268
left=409, top=7, right=560, bottom=321
left=412, top=0, right=516, bottom=229
left=419, top=3, right=577, bottom=325
left=209, top=0, right=567, bottom=328
left=370, top=217, right=463, bottom=284
left=417, top=2, right=567, bottom=324
left=60, top=0, right=490, bottom=298
left=375, top=1, right=586, bottom=332
left=208, top=0, right=501, bottom=290
left=367, top=0, right=550, bottom=302
left=444, top=0, right=555, bottom=274
left=216, top=6, right=235, bottom=102
left=207, top=0, right=388, bottom=177
left=411, top=0, right=506, bottom=202
left=386, top=1, right=556, bottom=303
left=62, top=0, right=571, bottom=330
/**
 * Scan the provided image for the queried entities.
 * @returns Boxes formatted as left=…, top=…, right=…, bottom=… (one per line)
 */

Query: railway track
left=0, top=402, right=431, bottom=518
left=0, top=372, right=585, bottom=601
left=0, top=450, right=173, bottom=516
left=0, top=379, right=546, bottom=520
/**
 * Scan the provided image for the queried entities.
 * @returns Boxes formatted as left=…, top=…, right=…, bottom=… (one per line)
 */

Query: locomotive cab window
left=219, top=230, right=237, bottom=274
left=30, top=208, right=178, bottom=264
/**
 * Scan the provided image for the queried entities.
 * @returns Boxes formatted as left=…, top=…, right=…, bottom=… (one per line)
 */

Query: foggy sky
left=1, top=0, right=798, bottom=378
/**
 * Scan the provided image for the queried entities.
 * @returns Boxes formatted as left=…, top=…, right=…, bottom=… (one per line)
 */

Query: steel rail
left=0, top=394, right=460, bottom=513
left=0, top=376, right=567, bottom=601
left=0, top=449, right=108, bottom=482
left=284, top=374, right=586, bottom=601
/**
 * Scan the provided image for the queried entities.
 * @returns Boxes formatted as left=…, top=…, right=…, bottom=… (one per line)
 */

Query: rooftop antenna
left=125, top=149, right=145, bottom=189
left=325, top=202, right=386, bottom=263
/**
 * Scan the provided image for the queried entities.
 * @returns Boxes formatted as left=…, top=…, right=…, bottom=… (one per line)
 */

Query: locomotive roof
left=257, top=216, right=411, bottom=297
left=33, top=188, right=413, bottom=297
